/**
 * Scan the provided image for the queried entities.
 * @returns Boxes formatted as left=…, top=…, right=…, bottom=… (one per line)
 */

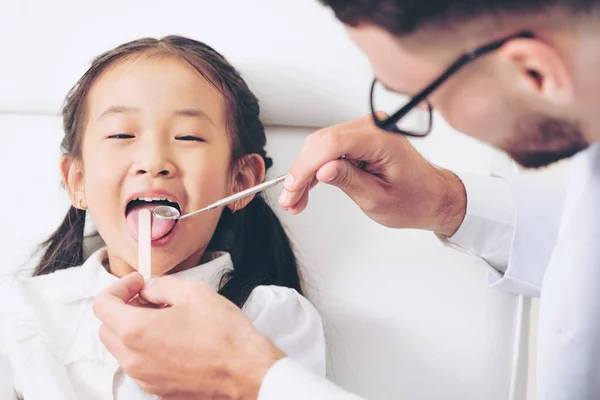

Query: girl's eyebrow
left=97, top=106, right=216, bottom=127
left=98, top=105, right=140, bottom=120
left=174, top=108, right=216, bottom=127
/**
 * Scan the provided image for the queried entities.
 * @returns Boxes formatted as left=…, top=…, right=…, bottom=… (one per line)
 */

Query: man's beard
left=504, top=116, right=589, bottom=169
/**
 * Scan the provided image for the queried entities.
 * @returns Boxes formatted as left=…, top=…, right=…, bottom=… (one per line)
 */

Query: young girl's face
left=64, top=55, right=256, bottom=277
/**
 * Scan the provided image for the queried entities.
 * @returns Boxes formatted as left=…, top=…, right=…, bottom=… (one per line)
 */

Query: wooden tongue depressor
left=138, top=209, right=152, bottom=281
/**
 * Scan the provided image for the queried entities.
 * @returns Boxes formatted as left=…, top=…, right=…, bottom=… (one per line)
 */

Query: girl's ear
left=228, top=154, right=266, bottom=212
left=60, top=155, right=87, bottom=210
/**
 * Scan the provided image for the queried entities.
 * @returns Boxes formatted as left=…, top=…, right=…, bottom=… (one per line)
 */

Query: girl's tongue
left=126, top=202, right=177, bottom=241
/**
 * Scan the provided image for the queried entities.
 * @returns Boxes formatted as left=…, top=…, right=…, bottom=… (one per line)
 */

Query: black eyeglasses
left=370, top=31, right=534, bottom=137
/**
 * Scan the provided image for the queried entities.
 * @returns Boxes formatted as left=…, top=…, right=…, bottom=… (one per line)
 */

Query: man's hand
left=93, top=273, right=284, bottom=400
left=278, top=114, right=467, bottom=237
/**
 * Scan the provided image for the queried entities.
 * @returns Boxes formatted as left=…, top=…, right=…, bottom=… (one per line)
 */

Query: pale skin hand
left=93, top=273, right=284, bottom=400
left=278, top=114, right=468, bottom=237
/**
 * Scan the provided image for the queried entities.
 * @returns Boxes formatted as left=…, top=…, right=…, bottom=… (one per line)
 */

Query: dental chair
left=1, top=1, right=564, bottom=398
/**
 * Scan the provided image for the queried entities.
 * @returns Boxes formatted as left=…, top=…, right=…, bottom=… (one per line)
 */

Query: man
left=93, top=0, right=600, bottom=399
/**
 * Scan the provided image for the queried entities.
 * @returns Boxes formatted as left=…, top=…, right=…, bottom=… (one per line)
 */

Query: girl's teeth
left=138, top=196, right=170, bottom=202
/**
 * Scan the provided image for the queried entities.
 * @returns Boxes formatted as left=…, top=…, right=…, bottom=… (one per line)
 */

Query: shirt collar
left=57, top=248, right=233, bottom=303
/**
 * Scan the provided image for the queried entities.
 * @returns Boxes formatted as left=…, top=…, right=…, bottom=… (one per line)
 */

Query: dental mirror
left=152, top=174, right=288, bottom=221
left=152, top=205, right=181, bottom=220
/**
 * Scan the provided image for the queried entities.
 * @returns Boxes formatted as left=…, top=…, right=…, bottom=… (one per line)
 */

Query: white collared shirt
left=257, top=146, right=600, bottom=400
left=535, top=144, right=600, bottom=399
left=450, top=145, right=600, bottom=399
left=0, top=249, right=326, bottom=400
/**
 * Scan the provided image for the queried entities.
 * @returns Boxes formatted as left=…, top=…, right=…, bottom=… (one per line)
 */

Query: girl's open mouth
left=125, top=198, right=181, bottom=241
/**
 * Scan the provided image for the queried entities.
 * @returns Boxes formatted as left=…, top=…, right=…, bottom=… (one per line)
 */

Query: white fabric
left=439, top=173, right=515, bottom=273
left=537, top=143, right=600, bottom=400
left=448, top=149, right=600, bottom=400
left=259, top=358, right=364, bottom=400
left=0, top=249, right=325, bottom=400
left=446, top=171, right=565, bottom=297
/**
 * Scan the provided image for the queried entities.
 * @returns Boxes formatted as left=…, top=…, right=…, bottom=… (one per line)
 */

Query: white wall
left=0, top=0, right=374, bottom=127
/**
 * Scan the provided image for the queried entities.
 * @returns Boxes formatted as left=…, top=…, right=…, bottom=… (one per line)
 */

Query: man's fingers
left=106, top=272, right=145, bottom=303
left=316, top=159, right=384, bottom=209
left=315, top=160, right=343, bottom=184
left=98, top=325, right=113, bottom=350
left=287, top=190, right=310, bottom=214
left=99, top=324, right=151, bottom=383
left=316, top=159, right=364, bottom=189
left=128, top=294, right=161, bottom=309
left=93, top=272, right=145, bottom=329
left=281, top=177, right=318, bottom=214
left=141, top=275, right=204, bottom=306
left=99, top=324, right=129, bottom=361
left=280, top=122, right=381, bottom=209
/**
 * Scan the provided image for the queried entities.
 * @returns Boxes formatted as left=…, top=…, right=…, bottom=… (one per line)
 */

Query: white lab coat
left=257, top=143, right=600, bottom=400
left=0, top=249, right=326, bottom=399
left=535, top=143, right=600, bottom=399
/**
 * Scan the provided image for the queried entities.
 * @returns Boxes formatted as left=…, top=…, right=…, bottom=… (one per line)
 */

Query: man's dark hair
left=320, top=0, right=599, bottom=36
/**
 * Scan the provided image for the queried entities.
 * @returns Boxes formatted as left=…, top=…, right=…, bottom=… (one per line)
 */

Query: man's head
left=320, top=0, right=600, bottom=168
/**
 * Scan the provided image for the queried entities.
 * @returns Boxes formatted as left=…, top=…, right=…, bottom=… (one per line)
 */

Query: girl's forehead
left=86, top=55, right=227, bottom=124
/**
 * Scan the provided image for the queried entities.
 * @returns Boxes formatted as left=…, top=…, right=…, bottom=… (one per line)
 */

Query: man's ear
left=499, top=37, right=574, bottom=106
left=60, top=155, right=87, bottom=210
left=227, top=154, right=266, bottom=212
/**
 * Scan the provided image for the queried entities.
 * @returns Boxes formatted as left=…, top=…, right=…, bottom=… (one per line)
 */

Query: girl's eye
left=108, top=133, right=135, bottom=139
left=177, top=135, right=205, bottom=142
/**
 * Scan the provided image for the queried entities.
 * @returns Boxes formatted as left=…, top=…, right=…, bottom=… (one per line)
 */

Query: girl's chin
left=107, top=234, right=207, bottom=277
left=103, top=249, right=176, bottom=278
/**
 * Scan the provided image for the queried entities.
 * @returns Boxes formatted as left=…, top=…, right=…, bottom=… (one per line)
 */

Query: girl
left=0, top=36, right=325, bottom=399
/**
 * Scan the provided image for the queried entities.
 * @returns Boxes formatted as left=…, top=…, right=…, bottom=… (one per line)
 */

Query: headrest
left=0, top=0, right=374, bottom=128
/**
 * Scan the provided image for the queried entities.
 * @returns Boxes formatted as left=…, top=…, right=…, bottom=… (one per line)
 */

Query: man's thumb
left=316, top=159, right=378, bottom=202
left=140, top=275, right=189, bottom=306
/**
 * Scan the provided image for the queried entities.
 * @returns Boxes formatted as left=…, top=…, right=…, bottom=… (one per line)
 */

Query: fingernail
left=144, top=278, right=156, bottom=289
left=139, top=279, right=156, bottom=304
left=323, top=171, right=336, bottom=183
left=283, top=174, right=295, bottom=190
left=278, top=189, right=290, bottom=206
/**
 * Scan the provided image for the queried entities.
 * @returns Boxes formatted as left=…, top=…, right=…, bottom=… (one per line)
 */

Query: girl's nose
left=136, top=166, right=173, bottom=177
left=132, top=133, right=178, bottom=178
left=134, top=152, right=177, bottom=178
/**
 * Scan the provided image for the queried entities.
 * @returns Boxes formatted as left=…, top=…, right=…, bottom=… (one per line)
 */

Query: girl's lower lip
left=131, top=221, right=180, bottom=247
left=151, top=221, right=180, bottom=247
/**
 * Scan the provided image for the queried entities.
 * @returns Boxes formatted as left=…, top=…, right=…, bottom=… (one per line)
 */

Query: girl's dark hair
left=34, top=35, right=302, bottom=307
